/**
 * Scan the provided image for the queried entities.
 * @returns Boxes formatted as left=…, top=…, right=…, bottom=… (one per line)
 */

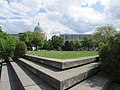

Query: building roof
left=34, top=23, right=43, bottom=31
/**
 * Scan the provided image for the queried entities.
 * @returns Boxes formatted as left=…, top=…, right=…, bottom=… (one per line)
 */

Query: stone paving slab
left=19, top=58, right=100, bottom=90
left=68, top=73, right=110, bottom=90
left=0, top=63, right=11, bottom=90
left=0, top=62, right=20, bottom=90
left=10, top=61, right=55, bottom=90
left=25, top=54, right=99, bottom=69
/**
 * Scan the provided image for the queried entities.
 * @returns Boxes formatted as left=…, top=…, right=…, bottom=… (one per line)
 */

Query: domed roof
left=34, top=23, right=43, bottom=31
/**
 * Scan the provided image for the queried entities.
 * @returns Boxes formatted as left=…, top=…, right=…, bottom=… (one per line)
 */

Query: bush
left=99, top=33, right=120, bottom=83
left=14, top=41, right=27, bottom=59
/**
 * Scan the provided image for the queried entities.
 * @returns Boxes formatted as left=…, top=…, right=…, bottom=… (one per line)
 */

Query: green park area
left=27, top=51, right=98, bottom=59
left=0, top=25, right=120, bottom=84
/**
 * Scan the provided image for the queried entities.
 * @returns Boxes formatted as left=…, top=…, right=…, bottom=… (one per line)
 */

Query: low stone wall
left=24, top=54, right=99, bottom=69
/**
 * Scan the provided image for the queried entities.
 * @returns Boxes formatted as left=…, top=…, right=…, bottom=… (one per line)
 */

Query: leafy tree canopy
left=51, top=35, right=64, bottom=50
left=93, top=25, right=117, bottom=43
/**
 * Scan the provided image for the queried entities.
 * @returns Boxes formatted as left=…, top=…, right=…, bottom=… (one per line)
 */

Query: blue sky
left=0, top=0, right=120, bottom=38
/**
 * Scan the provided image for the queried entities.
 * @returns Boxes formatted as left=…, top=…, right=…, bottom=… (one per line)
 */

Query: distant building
left=11, top=22, right=47, bottom=40
left=60, top=34, right=92, bottom=42
left=34, top=23, right=47, bottom=40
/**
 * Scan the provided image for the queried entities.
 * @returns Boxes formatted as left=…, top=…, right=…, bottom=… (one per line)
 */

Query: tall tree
left=43, top=40, right=49, bottom=50
left=32, top=32, right=44, bottom=50
left=20, top=32, right=44, bottom=50
left=0, top=27, right=3, bottom=32
left=93, top=25, right=117, bottom=44
left=81, top=36, right=94, bottom=51
left=64, top=41, right=75, bottom=51
left=74, top=41, right=81, bottom=51
left=19, top=31, right=33, bottom=47
left=51, top=35, right=64, bottom=50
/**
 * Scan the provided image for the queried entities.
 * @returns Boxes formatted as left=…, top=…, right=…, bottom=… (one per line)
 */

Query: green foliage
left=0, top=35, right=17, bottom=61
left=14, top=41, right=27, bottom=59
left=81, top=36, right=94, bottom=50
left=20, top=32, right=44, bottom=50
left=32, top=32, right=44, bottom=49
left=43, top=40, right=53, bottom=50
left=94, top=25, right=117, bottom=44
left=51, top=35, right=64, bottom=50
left=64, top=41, right=75, bottom=51
left=99, top=33, right=120, bottom=83
left=0, top=28, right=3, bottom=32
left=74, top=41, right=81, bottom=51
left=19, top=31, right=32, bottom=46
left=0, top=30, right=7, bottom=39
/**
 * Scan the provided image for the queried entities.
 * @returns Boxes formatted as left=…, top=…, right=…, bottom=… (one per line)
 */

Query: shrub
left=99, top=33, right=120, bottom=83
left=14, top=41, right=27, bottom=59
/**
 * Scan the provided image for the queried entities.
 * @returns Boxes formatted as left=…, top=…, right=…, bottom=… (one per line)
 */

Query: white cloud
left=68, top=6, right=105, bottom=23
left=0, top=0, right=120, bottom=39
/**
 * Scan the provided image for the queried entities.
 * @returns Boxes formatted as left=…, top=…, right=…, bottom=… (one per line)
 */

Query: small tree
left=14, top=41, right=27, bottom=59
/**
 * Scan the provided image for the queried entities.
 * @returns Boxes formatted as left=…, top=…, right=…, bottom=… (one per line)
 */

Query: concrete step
left=24, top=54, right=99, bottom=69
left=19, top=58, right=100, bottom=90
left=10, top=61, right=55, bottom=90
left=0, top=62, right=20, bottom=90
left=68, top=73, right=110, bottom=90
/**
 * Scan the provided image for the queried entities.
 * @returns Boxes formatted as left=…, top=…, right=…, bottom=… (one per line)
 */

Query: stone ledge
left=19, top=58, right=100, bottom=90
left=24, top=54, right=99, bottom=69
left=10, top=62, right=40, bottom=90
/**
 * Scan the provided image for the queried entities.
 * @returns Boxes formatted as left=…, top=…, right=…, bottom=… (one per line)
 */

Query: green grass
left=27, top=51, right=98, bottom=59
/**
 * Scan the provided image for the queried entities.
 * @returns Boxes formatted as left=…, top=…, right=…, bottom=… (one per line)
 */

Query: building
left=11, top=23, right=47, bottom=40
left=34, top=23, right=47, bottom=40
left=60, top=34, right=92, bottom=42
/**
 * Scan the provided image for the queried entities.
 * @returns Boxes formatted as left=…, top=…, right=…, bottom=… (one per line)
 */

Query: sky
left=0, top=0, right=120, bottom=39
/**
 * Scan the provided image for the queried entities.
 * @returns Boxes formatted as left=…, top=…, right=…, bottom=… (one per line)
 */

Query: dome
left=34, top=23, right=43, bottom=31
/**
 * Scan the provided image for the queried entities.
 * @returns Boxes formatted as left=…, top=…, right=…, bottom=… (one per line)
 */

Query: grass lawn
left=27, top=51, right=98, bottom=59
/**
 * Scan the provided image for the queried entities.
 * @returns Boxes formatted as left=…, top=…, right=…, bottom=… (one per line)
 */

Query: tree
left=0, top=29, right=7, bottom=39
left=74, top=41, right=81, bottom=51
left=0, top=35, right=17, bottom=62
left=0, top=27, right=3, bottom=32
left=43, top=40, right=50, bottom=50
left=14, top=41, right=27, bottom=59
left=19, top=31, right=33, bottom=47
left=99, top=32, right=120, bottom=83
left=32, top=32, right=44, bottom=50
left=93, top=25, right=117, bottom=44
left=81, top=36, right=94, bottom=51
left=20, top=32, right=44, bottom=50
left=51, top=35, right=64, bottom=50
left=64, top=41, right=75, bottom=51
